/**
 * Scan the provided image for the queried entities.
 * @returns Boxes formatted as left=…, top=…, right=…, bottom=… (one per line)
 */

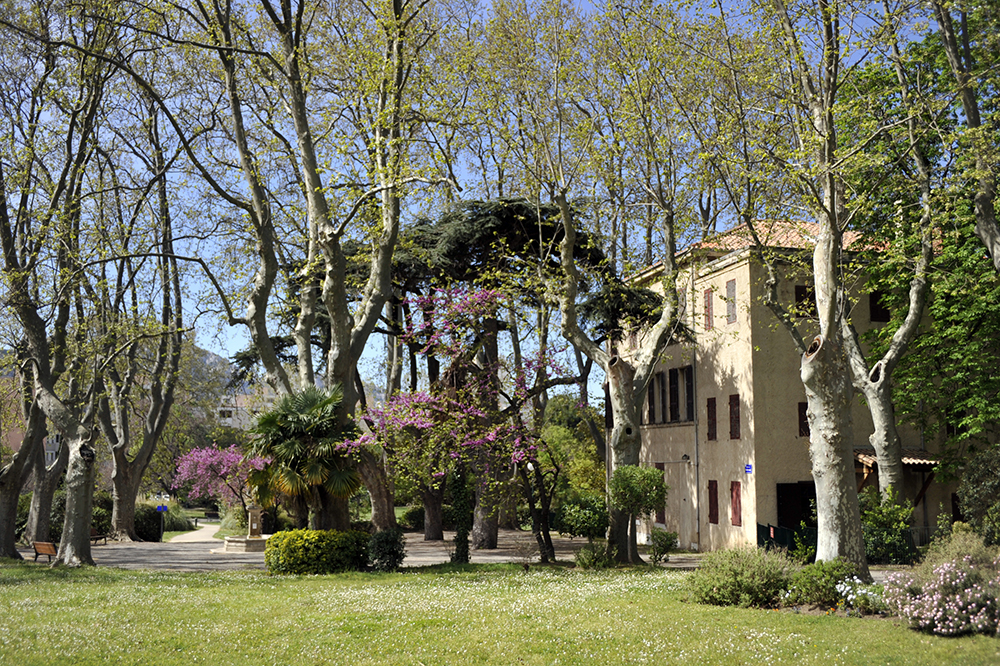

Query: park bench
left=90, top=528, right=108, bottom=545
left=32, top=541, right=57, bottom=562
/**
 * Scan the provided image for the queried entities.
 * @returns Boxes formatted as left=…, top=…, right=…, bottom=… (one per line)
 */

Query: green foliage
left=958, top=446, right=1000, bottom=544
left=368, top=528, right=407, bottom=572
left=648, top=528, right=678, bottom=565
left=163, top=502, right=193, bottom=532
left=859, top=486, right=916, bottom=564
left=134, top=504, right=163, bottom=542
left=574, top=540, right=617, bottom=569
left=786, top=559, right=859, bottom=608
left=264, top=529, right=369, bottom=575
left=608, top=466, right=667, bottom=521
left=555, top=493, right=608, bottom=542
left=400, top=505, right=425, bottom=530
left=249, top=385, right=361, bottom=509
left=917, top=523, right=1000, bottom=581
left=221, top=503, right=247, bottom=531
left=689, top=546, right=793, bottom=608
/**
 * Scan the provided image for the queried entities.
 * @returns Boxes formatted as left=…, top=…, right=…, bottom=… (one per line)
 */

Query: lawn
left=1, top=564, right=997, bottom=665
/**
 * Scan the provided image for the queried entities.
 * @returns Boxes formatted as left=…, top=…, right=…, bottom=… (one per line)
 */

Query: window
left=798, top=402, right=810, bottom=437
left=794, top=284, right=816, bottom=316
left=658, top=372, right=668, bottom=424
left=665, top=366, right=695, bottom=423
left=729, top=394, right=741, bottom=439
left=703, top=289, right=714, bottom=330
left=870, top=291, right=891, bottom=323
left=706, top=397, right=717, bottom=441
left=731, top=481, right=742, bottom=526
left=654, top=463, right=666, bottom=524
left=726, top=279, right=737, bottom=324
left=708, top=480, right=719, bottom=524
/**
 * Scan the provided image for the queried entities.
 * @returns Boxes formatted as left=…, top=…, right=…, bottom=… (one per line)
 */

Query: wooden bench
left=32, top=541, right=57, bottom=562
left=90, top=528, right=108, bottom=545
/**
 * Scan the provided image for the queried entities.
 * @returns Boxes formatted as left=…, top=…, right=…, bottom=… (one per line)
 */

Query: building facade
left=629, top=222, right=955, bottom=552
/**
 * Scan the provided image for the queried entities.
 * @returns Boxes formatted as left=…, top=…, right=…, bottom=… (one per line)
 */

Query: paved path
left=15, top=528, right=704, bottom=573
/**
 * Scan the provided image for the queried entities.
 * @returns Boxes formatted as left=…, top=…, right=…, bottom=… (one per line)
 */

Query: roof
left=633, top=220, right=865, bottom=282
left=686, top=220, right=863, bottom=255
left=854, top=447, right=938, bottom=468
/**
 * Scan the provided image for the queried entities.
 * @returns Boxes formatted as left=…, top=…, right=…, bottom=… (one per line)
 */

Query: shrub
left=351, top=520, right=374, bottom=534
left=556, top=493, right=608, bottom=542
left=368, top=527, right=406, bottom=572
left=15, top=494, right=31, bottom=542
left=163, top=502, right=193, bottom=532
left=785, top=558, right=858, bottom=607
left=400, top=506, right=424, bottom=530
left=220, top=504, right=247, bottom=531
left=91, top=507, right=112, bottom=536
left=689, top=546, right=793, bottom=608
left=574, top=540, right=617, bottom=569
left=860, top=486, right=916, bottom=564
left=836, top=576, right=887, bottom=616
left=608, top=466, right=667, bottom=524
left=918, top=524, right=999, bottom=580
left=884, top=555, right=1000, bottom=635
left=265, top=529, right=369, bottom=575
left=649, top=528, right=678, bottom=565
left=134, top=504, right=163, bottom=542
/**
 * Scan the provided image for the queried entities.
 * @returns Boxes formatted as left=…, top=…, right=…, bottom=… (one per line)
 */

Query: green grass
left=0, top=564, right=997, bottom=665
left=162, top=530, right=196, bottom=542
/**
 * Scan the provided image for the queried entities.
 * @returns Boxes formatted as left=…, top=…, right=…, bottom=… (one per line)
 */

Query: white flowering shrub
left=835, top=576, right=886, bottom=615
left=883, top=555, right=1000, bottom=635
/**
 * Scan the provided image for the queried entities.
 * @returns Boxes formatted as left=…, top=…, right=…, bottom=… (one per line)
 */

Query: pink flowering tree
left=173, top=445, right=269, bottom=517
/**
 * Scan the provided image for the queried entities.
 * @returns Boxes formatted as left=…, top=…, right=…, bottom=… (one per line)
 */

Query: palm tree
left=249, top=385, right=361, bottom=530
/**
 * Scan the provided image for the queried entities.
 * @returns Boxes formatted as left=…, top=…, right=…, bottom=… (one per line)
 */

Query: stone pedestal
left=224, top=535, right=267, bottom=553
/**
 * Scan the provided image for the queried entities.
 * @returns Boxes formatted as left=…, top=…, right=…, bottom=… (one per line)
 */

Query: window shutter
left=685, top=366, right=694, bottom=421
left=729, top=394, right=741, bottom=439
left=655, top=463, right=666, bottom=524
left=708, top=480, right=719, bottom=524
left=726, top=279, right=737, bottom=324
left=703, top=289, right=713, bottom=330
left=659, top=372, right=668, bottom=424
left=668, top=368, right=679, bottom=422
left=706, top=397, right=717, bottom=441
left=731, top=481, right=742, bottom=526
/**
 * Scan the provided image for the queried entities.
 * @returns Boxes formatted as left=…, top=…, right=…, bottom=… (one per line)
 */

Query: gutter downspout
left=691, top=261, right=701, bottom=551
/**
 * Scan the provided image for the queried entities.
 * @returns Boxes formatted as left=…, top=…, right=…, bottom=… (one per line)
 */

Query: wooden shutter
left=726, top=279, right=737, bottom=324
left=731, top=481, right=742, bottom=526
left=706, top=397, right=717, bottom=441
left=685, top=366, right=694, bottom=421
left=708, top=480, right=719, bottom=524
left=729, top=394, right=740, bottom=439
left=703, top=289, right=713, bottom=330
left=659, top=372, right=668, bottom=424
left=668, top=368, right=679, bottom=422
left=655, top=463, right=666, bottom=524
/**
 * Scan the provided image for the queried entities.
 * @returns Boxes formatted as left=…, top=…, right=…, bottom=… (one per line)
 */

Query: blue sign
left=156, top=505, right=168, bottom=512
left=745, top=464, right=752, bottom=474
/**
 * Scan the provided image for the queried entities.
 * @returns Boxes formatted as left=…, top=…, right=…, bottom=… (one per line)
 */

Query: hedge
left=265, top=529, right=370, bottom=575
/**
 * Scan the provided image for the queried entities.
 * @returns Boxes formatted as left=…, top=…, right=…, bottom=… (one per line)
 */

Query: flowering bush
left=784, top=558, right=857, bottom=607
left=883, top=555, right=1000, bottom=635
left=835, top=576, right=886, bottom=616
left=173, top=445, right=269, bottom=515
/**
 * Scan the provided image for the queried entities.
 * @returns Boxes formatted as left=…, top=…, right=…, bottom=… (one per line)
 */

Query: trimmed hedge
left=265, top=529, right=370, bottom=575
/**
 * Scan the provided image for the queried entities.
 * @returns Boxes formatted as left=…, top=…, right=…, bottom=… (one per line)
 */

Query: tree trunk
left=518, top=466, right=550, bottom=563
left=356, top=449, right=396, bottom=531
left=0, top=402, right=44, bottom=559
left=801, top=334, right=869, bottom=577
left=25, top=434, right=69, bottom=544
left=421, top=486, right=445, bottom=541
left=532, top=465, right=556, bottom=561
left=56, top=436, right=98, bottom=567
left=605, top=358, right=643, bottom=563
left=471, top=470, right=499, bottom=550
left=313, top=488, right=350, bottom=531
left=628, top=513, right=642, bottom=564
left=110, top=459, right=142, bottom=541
